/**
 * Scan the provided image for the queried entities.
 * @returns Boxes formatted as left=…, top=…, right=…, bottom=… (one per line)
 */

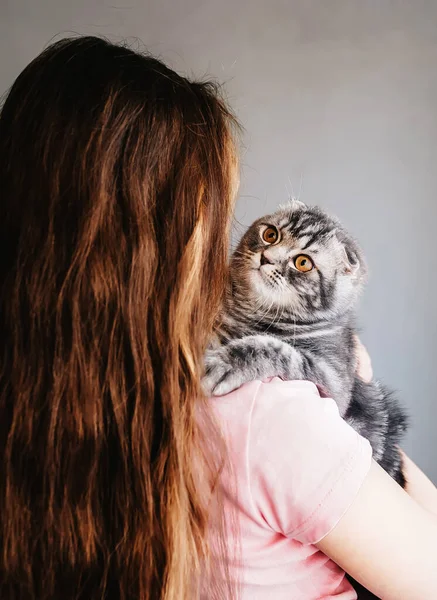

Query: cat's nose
left=260, top=252, right=274, bottom=266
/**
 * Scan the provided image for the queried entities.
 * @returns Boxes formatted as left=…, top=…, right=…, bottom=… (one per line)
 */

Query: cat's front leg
left=202, top=334, right=307, bottom=396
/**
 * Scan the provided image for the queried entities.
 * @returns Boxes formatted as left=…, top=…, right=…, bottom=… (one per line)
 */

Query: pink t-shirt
left=209, top=378, right=372, bottom=600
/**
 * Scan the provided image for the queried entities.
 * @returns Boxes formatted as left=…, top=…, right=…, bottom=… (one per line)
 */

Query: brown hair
left=0, top=37, right=239, bottom=599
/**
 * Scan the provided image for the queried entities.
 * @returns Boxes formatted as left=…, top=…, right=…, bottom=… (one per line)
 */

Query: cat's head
left=231, top=200, right=366, bottom=320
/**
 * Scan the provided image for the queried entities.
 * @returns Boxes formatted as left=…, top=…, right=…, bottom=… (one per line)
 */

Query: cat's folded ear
left=341, top=243, right=361, bottom=276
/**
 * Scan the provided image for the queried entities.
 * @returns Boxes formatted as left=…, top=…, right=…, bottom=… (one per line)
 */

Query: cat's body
left=204, top=201, right=407, bottom=486
left=204, top=201, right=408, bottom=599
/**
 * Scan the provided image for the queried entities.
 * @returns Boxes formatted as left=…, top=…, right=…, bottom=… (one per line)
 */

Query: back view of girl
left=0, top=37, right=238, bottom=600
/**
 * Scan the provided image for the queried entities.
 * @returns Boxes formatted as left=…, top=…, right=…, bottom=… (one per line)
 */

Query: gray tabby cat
left=204, top=200, right=407, bottom=487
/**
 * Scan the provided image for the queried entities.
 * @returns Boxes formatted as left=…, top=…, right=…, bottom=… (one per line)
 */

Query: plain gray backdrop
left=1, top=0, right=436, bottom=482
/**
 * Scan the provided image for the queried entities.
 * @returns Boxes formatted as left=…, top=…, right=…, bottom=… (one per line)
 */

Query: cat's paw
left=203, top=341, right=267, bottom=396
left=202, top=346, right=247, bottom=396
left=202, top=335, right=286, bottom=396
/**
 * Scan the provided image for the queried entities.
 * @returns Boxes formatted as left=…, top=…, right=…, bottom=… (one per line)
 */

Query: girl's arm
left=317, top=459, right=437, bottom=600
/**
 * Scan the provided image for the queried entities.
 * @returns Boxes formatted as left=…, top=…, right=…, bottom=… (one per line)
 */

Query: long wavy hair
left=0, top=37, right=239, bottom=600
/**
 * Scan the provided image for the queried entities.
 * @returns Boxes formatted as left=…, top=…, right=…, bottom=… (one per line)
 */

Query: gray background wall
left=1, top=0, right=436, bottom=482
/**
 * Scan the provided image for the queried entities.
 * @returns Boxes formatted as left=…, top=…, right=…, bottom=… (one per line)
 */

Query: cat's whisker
left=263, top=301, right=280, bottom=334
left=252, top=295, right=276, bottom=329
left=243, top=290, right=270, bottom=321
left=269, top=302, right=285, bottom=333
left=287, top=175, right=295, bottom=201
left=297, top=172, right=303, bottom=202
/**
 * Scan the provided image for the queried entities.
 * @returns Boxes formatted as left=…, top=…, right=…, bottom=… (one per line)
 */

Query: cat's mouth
left=249, top=263, right=302, bottom=309
left=257, top=264, right=281, bottom=288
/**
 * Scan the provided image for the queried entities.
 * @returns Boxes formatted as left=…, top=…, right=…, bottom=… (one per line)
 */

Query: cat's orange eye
left=262, top=226, right=279, bottom=244
left=294, top=255, right=314, bottom=272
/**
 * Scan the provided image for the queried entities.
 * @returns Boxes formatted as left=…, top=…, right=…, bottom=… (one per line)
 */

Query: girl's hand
left=355, top=336, right=373, bottom=383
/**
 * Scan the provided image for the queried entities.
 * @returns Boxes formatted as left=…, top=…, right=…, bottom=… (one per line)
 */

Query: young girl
left=0, top=36, right=436, bottom=600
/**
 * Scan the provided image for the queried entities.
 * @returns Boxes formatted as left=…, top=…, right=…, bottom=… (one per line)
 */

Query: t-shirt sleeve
left=247, top=378, right=372, bottom=545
